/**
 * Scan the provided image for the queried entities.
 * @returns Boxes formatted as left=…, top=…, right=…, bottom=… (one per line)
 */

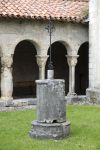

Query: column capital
left=36, top=55, right=49, bottom=68
left=66, top=55, right=79, bottom=66
left=1, top=54, right=13, bottom=68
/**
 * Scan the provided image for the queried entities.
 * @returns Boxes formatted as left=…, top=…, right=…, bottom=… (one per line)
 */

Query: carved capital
left=1, top=55, right=13, bottom=68
left=36, top=55, right=49, bottom=68
left=66, top=55, right=79, bottom=67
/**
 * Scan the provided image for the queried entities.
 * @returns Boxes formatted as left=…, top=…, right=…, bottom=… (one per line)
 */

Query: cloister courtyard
left=0, top=0, right=100, bottom=149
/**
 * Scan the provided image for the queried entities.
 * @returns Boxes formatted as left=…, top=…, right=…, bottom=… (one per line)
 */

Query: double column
left=66, top=55, right=79, bottom=96
left=36, top=55, right=48, bottom=80
left=1, top=55, right=13, bottom=100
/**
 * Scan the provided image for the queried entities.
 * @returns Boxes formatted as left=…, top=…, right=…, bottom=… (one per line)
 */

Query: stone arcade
left=0, top=0, right=90, bottom=104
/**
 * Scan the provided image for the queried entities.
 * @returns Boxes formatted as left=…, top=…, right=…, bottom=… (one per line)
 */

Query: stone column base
left=67, top=93, right=78, bottom=104
left=0, top=97, right=13, bottom=101
left=29, top=120, right=70, bottom=139
left=86, top=88, right=100, bottom=104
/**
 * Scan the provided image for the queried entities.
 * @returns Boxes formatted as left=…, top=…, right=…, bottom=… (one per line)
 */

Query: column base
left=0, top=97, right=13, bottom=101
left=29, top=120, right=70, bottom=139
left=86, top=88, right=100, bottom=104
left=67, top=92, right=77, bottom=97
left=67, top=93, right=78, bottom=103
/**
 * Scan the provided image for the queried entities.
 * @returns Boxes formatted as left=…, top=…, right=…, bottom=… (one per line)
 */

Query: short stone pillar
left=29, top=79, right=70, bottom=139
left=1, top=55, right=13, bottom=100
left=66, top=55, right=79, bottom=97
left=36, top=55, right=48, bottom=80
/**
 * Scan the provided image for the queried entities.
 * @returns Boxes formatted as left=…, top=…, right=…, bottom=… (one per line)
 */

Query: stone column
left=86, top=0, right=100, bottom=104
left=66, top=55, right=79, bottom=96
left=29, top=79, right=70, bottom=139
left=36, top=55, right=48, bottom=80
left=1, top=55, right=13, bottom=100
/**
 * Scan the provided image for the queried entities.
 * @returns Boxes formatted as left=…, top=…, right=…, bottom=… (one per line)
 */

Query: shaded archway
left=75, top=42, right=89, bottom=95
left=13, top=40, right=39, bottom=98
left=45, top=42, right=69, bottom=94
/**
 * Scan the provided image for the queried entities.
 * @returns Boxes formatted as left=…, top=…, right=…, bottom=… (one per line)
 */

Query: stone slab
left=29, top=120, right=70, bottom=139
left=36, top=79, right=66, bottom=123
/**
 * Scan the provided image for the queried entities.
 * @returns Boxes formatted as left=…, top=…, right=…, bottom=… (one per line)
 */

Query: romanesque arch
left=45, top=41, right=69, bottom=94
left=13, top=40, right=39, bottom=98
left=75, top=42, right=89, bottom=95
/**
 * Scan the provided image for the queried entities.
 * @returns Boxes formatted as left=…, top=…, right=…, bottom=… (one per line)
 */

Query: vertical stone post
left=86, top=0, right=100, bottom=104
left=29, top=79, right=70, bottom=139
left=66, top=55, right=79, bottom=96
left=36, top=55, right=48, bottom=80
left=1, top=55, right=13, bottom=100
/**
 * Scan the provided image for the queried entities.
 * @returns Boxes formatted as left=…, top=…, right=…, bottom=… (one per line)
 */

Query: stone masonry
left=0, top=19, right=88, bottom=100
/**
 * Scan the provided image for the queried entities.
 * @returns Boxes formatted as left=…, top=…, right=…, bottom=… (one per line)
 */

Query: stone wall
left=0, top=19, right=88, bottom=56
left=0, top=18, right=88, bottom=100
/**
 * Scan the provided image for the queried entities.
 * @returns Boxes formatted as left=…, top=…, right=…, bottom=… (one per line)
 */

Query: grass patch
left=0, top=105, right=100, bottom=150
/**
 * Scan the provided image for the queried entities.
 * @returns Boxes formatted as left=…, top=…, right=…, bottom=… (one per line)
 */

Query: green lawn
left=0, top=105, right=100, bottom=150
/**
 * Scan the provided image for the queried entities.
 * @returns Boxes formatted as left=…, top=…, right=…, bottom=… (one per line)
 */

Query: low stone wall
left=0, top=96, right=98, bottom=112
left=66, top=95, right=89, bottom=105
left=0, top=98, right=37, bottom=112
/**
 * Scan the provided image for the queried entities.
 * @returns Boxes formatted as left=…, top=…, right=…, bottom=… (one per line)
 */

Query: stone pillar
left=66, top=55, right=79, bottom=96
left=36, top=55, right=48, bottom=80
left=29, top=79, right=70, bottom=139
left=1, top=55, right=13, bottom=100
left=86, top=0, right=100, bottom=103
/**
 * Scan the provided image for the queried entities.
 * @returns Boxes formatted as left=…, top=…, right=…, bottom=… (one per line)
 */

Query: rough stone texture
left=29, top=121, right=70, bottom=139
left=86, top=89, right=100, bottom=104
left=36, top=79, right=66, bottom=123
left=0, top=105, right=36, bottom=112
left=66, top=95, right=91, bottom=105
left=0, top=98, right=37, bottom=108
left=30, top=79, right=70, bottom=139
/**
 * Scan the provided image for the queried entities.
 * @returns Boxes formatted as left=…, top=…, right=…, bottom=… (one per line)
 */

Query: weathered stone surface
left=29, top=79, right=70, bottom=139
left=0, top=100, right=13, bottom=107
left=86, top=88, right=100, bottom=104
left=36, top=79, right=66, bottom=123
left=66, top=95, right=91, bottom=105
left=29, top=120, right=70, bottom=139
left=0, top=98, right=37, bottom=108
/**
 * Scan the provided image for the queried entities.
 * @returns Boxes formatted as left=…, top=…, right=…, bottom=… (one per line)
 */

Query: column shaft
left=36, top=55, right=48, bottom=80
left=1, top=55, right=13, bottom=100
left=67, top=55, right=79, bottom=96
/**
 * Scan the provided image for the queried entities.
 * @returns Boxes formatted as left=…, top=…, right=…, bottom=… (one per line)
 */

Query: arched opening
left=45, top=42, right=69, bottom=94
left=13, top=40, right=39, bottom=98
left=75, top=42, right=89, bottom=95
